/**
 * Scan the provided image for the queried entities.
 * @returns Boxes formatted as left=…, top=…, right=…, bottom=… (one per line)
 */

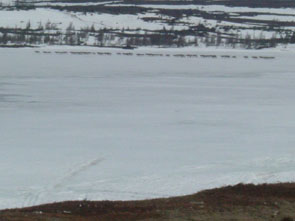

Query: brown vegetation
left=1, top=183, right=295, bottom=221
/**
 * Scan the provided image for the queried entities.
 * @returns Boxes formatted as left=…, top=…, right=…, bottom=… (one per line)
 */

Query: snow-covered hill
left=1, top=0, right=295, bottom=48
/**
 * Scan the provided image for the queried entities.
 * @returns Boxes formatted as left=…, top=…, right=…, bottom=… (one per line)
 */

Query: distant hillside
left=0, top=0, right=295, bottom=48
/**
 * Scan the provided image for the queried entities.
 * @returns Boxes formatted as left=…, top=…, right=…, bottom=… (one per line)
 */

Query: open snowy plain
left=1, top=47, right=295, bottom=209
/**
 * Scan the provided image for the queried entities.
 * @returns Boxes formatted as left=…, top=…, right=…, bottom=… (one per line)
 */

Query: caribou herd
left=35, top=51, right=276, bottom=60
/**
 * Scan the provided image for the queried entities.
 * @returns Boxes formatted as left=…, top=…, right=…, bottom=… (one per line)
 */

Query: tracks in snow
left=22, top=157, right=104, bottom=207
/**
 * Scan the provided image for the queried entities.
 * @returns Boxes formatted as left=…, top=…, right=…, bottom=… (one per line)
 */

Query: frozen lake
left=1, top=48, right=295, bottom=209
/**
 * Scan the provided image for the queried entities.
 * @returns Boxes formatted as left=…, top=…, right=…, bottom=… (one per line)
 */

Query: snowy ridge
left=1, top=0, right=295, bottom=48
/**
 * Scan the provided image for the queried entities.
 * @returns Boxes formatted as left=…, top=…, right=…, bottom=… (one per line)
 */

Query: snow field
left=0, top=48, right=295, bottom=209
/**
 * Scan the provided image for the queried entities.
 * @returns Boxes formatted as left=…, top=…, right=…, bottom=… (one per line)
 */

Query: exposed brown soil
left=1, top=183, right=295, bottom=221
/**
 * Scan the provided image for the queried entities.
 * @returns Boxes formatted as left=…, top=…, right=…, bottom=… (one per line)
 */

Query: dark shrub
left=281, top=217, right=293, bottom=221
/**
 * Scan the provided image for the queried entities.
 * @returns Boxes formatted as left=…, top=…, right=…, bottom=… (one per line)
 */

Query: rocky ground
left=1, top=183, right=295, bottom=220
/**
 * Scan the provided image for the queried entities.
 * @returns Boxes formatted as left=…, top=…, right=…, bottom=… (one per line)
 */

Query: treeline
left=124, top=0, right=295, bottom=8
left=0, top=22, right=294, bottom=49
left=8, top=0, right=295, bottom=9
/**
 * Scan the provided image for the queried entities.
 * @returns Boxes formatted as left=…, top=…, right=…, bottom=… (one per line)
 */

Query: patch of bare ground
left=1, top=183, right=295, bottom=221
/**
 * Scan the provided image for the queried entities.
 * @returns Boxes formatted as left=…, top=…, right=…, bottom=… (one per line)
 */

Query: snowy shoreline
left=2, top=44, right=295, bottom=53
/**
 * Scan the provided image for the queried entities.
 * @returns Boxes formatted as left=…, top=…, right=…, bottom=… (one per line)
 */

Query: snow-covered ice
left=1, top=47, right=295, bottom=209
